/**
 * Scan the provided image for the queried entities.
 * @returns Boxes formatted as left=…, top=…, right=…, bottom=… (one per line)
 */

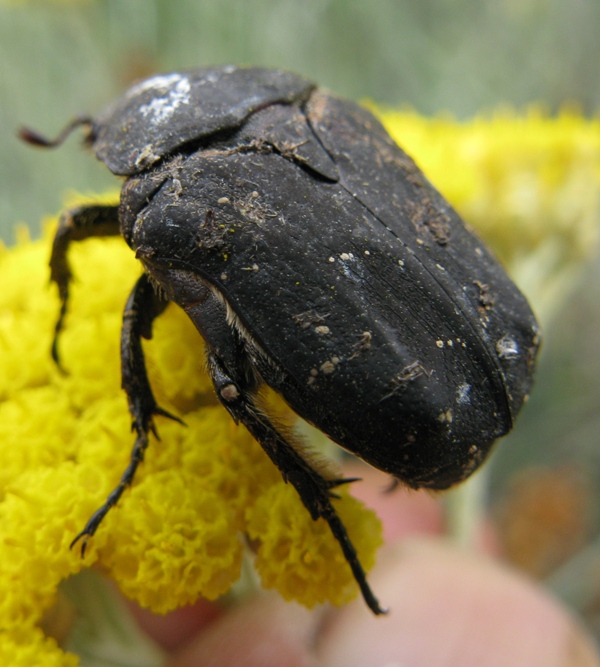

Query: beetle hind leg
left=50, top=203, right=121, bottom=365
left=71, top=273, right=183, bottom=554
left=207, top=350, right=386, bottom=615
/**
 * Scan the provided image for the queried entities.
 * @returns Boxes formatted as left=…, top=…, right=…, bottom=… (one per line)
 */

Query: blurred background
left=1, top=0, right=600, bottom=641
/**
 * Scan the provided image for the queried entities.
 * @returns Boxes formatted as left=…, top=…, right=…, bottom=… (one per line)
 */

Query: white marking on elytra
left=456, top=383, right=471, bottom=404
left=319, top=357, right=340, bottom=375
left=496, top=335, right=519, bottom=359
left=438, top=409, right=453, bottom=423
left=138, top=74, right=191, bottom=125
left=320, top=361, right=335, bottom=374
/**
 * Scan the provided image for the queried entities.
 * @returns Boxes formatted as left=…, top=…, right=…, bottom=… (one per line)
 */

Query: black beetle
left=21, top=66, right=540, bottom=615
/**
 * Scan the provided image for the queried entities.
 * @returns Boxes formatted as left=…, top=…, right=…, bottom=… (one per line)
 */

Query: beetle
left=21, top=65, right=540, bottom=615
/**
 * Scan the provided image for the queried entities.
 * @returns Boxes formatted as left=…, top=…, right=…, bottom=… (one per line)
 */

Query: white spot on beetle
left=129, top=73, right=183, bottom=96
left=349, top=331, right=372, bottom=359
left=436, top=340, right=444, bottom=348
left=134, top=144, right=160, bottom=168
left=364, top=250, right=371, bottom=256
left=220, top=384, right=239, bottom=402
left=456, top=383, right=471, bottom=404
left=398, top=259, right=404, bottom=267
left=220, top=272, right=228, bottom=281
left=217, top=197, right=230, bottom=205
left=170, top=178, right=183, bottom=198
left=496, top=335, right=519, bottom=359
left=328, top=256, right=335, bottom=263
left=340, top=252, right=351, bottom=261
left=438, top=409, right=453, bottom=423
left=138, top=74, right=191, bottom=125
left=315, top=325, right=330, bottom=335
left=320, top=360, right=336, bottom=374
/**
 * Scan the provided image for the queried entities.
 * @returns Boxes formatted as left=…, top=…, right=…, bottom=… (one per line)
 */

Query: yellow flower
left=247, top=484, right=380, bottom=608
left=1, top=108, right=599, bottom=664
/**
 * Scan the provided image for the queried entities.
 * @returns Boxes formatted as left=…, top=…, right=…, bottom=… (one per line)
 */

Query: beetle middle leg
left=206, top=350, right=386, bottom=615
left=70, top=273, right=183, bottom=554
left=49, top=203, right=121, bottom=364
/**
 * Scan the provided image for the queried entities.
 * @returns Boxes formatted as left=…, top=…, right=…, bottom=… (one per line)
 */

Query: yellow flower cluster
left=1, top=107, right=599, bottom=665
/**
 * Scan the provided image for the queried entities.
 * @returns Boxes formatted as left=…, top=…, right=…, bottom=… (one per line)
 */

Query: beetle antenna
left=18, top=115, right=94, bottom=149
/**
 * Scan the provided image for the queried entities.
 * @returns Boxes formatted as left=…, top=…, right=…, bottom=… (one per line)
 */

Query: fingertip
left=167, top=594, right=321, bottom=667
left=317, top=537, right=600, bottom=667
left=126, top=598, right=222, bottom=653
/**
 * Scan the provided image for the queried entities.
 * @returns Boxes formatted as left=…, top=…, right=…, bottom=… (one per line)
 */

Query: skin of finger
left=316, top=537, right=600, bottom=667
left=166, top=594, right=322, bottom=667
left=126, top=598, right=222, bottom=652
left=343, top=461, right=445, bottom=541
left=345, top=462, right=499, bottom=555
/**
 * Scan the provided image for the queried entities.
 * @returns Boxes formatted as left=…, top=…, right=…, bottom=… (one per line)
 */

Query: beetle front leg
left=50, top=203, right=121, bottom=364
left=206, top=350, right=386, bottom=615
left=71, top=273, right=183, bottom=554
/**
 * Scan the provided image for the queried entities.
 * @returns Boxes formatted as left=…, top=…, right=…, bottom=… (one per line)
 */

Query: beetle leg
left=206, top=350, right=386, bottom=615
left=49, top=204, right=121, bottom=365
left=70, top=273, right=183, bottom=555
left=121, top=273, right=184, bottom=434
